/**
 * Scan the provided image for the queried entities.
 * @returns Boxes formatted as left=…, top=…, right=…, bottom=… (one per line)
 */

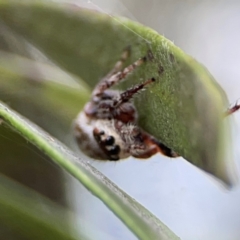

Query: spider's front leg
left=92, top=49, right=147, bottom=98
left=113, top=77, right=155, bottom=108
left=85, top=48, right=149, bottom=119
left=120, top=126, right=179, bottom=159
left=103, top=46, right=131, bottom=79
left=144, top=134, right=179, bottom=158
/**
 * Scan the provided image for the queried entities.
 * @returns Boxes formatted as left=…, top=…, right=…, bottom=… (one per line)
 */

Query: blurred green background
left=1, top=1, right=240, bottom=240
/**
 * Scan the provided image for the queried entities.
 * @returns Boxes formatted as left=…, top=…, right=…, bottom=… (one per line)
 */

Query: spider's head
left=93, top=119, right=131, bottom=161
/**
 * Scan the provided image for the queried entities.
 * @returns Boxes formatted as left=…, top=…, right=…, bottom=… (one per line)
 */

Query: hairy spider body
left=74, top=48, right=178, bottom=160
left=74, top=48, right=240, bottom=161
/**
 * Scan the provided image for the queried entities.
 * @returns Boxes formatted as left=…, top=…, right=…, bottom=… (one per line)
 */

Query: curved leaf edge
left=0, top=102, right=180, bottom=240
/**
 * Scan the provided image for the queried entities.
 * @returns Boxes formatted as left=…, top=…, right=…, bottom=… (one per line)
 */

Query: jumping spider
left=74, top=48, right=179, bottom=160
left=74, top=48, right=240, bottom=161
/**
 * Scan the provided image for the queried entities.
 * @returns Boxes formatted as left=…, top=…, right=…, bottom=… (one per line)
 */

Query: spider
left=74, top=48, right=240, bottom=161
left=74, top=48, right=179, bottom=160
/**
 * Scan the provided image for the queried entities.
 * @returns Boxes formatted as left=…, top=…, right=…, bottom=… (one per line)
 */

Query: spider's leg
left=93, top=55, right=146, bottom=97
left=149, top=136, right=179, bottom=158
left=90, top=77, right=153, bottom=121
left=94, top=48, right=130, bottom=94
left=131, top=145, right=159, bottom=159
left=114, top=78, right=155, bottom=107
left=224, top=101, right=240, bottom=117
left=132, top=132, right=179, bottom=159
left=105, top=46, right=131, bottom=78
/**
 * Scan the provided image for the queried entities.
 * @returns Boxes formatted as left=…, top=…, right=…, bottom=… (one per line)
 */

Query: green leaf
left=0, top=102, right=180, bottom=240
left=0, top=174, right=83, bottom=240
left=0, top=0, right=236, bottom=185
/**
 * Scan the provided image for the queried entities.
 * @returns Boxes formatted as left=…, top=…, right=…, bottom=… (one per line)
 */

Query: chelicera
left=74, top=48, right=240, bottom=161
left=74, top=48, right=179, bottom=160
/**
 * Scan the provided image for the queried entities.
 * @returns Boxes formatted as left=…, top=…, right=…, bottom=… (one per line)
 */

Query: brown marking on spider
left=74, top=48, right=179, bottom=160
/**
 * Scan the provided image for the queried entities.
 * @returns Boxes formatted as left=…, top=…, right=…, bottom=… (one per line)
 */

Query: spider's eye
left=105, top=136, right=115, bottom=145
left=109, top=145, right=120, bottom=155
